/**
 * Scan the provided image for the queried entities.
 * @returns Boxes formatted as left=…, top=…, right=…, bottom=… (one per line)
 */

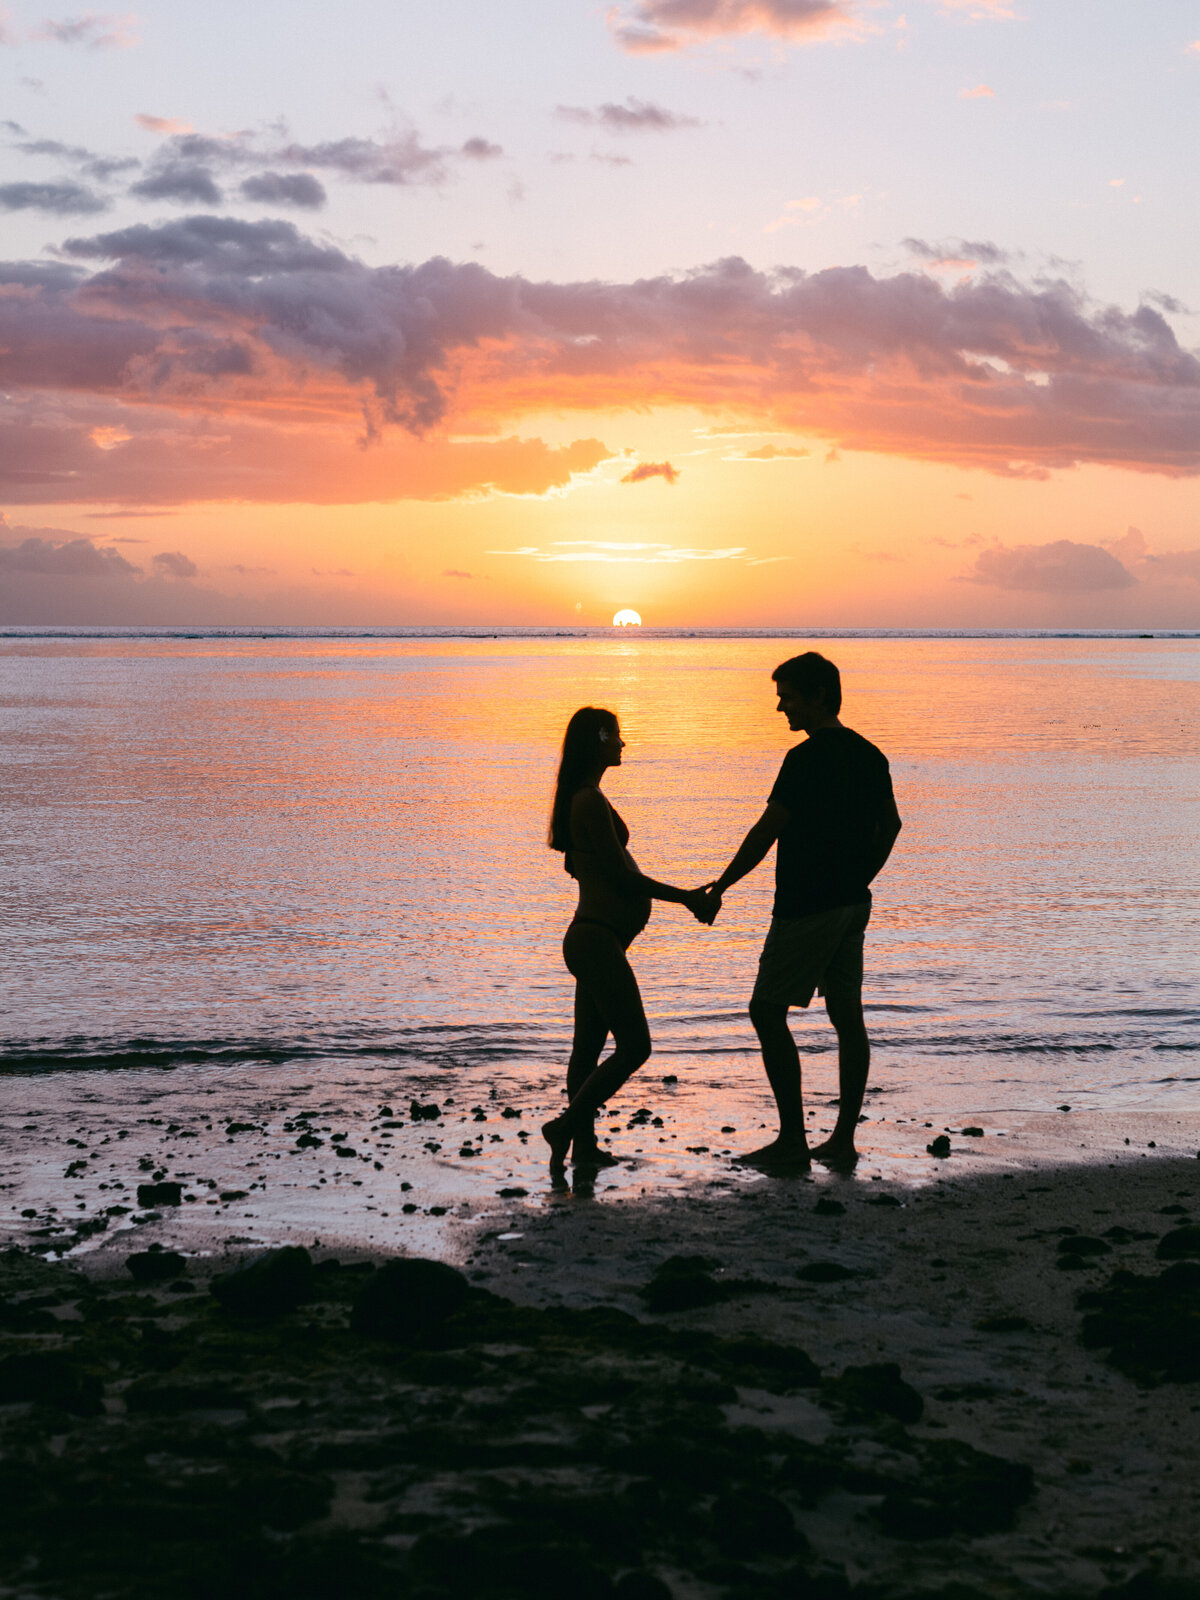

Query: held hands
left=683, top=883, right=723, bottom=926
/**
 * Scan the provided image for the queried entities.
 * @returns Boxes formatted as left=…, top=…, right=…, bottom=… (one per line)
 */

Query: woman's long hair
left=549, top=706, right=618, bottom=855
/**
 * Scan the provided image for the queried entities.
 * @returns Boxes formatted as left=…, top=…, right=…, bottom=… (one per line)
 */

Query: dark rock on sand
left=0, top=1350, right=103, bottom=1414
left=926, top=1136, right=952, bottom=1158
left=714, top=1336, right=820, bottom=1390
left=1156, top=1225, right=1200, bottom=1260
left=350, top=1257, right=472, bottom=1341
left=797, top=1261, right=855, bottom=1283
left=712, top=1487, right=806, bottom=1558
left=210, top=1246, right=314, bottom=1317
left=826, top=1362, right=924, bottom=1423
left=813, top=1198, right=845, bottom=1216
left=135, top=1181, right=182, bottom=1207
left=640, top=1256, right=725, bottom=1312
left=1057, top=1235, right=1112, bottom=1267
left=411, top=1523, right=614, bottom=1599
left=876, top=1438, right=1035, bottom=1539
left=126, top=1248, right=188, bottom=1283
left=1078, top=1260, right=1200, bottom=1383
left=638, top=1256, right=777, bottom=1313
left=612, top=1573, right=674, bottom=1600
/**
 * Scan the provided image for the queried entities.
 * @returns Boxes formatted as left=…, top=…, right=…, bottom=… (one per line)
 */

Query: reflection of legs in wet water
left=543, top=924, right=651, bottom=1170
left=809, top=990, right=869, bottom=1168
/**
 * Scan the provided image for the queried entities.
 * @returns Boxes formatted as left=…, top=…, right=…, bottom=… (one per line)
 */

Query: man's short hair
left=772, top=651, right=842, bottom=714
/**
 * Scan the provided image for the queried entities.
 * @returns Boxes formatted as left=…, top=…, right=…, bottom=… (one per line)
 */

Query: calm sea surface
left=2, top=631, right=1198, bottom=1233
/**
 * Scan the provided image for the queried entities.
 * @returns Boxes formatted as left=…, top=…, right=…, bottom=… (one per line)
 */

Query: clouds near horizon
left=963, top=528, right=1200, bottom=592
left=965, top=539, right=1136, bottom=592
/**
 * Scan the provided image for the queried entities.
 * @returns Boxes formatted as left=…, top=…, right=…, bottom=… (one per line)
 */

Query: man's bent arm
left=867, top=799, right=902, bottom=882
left=712, top=802, right=788, bottom=896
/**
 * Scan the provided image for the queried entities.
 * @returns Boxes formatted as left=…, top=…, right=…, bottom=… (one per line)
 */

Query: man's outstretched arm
left=710, top=801, right=788, bottom=898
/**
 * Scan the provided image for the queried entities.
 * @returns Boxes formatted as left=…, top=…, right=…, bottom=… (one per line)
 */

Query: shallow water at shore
left=2, top=632, right=1198, bottom=1254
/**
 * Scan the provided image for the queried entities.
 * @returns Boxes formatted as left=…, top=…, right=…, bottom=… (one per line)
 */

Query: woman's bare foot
left=810, top=1137, right=858, bottom=1170
left=572, top=1143, right=620, bottom=1168
left=732, top=1135, right=811, bottom=1171
left=541, top=1116, right=572, bottom=1170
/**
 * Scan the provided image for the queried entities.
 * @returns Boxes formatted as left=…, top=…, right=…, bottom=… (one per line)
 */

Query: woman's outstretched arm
left=572, top=787, right=708, bottom=911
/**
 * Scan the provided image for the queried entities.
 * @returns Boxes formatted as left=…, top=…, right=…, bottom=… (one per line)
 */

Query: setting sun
left=612, top=609, right=643, bottom=627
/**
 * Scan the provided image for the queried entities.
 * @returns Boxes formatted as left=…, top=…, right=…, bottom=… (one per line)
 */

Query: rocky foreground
left=1, top=1155, right=1199, bottom=1600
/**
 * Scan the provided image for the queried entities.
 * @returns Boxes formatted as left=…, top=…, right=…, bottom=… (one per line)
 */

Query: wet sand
left=3, top=1110, right=1199, bottom=1598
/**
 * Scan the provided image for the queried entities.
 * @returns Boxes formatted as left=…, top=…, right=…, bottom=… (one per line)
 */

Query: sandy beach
left=3, top=1109, right=1199, bottom=1599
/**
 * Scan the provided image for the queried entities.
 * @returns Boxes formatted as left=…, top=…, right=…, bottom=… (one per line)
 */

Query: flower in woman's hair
left=598, top=729, right=609, bottom=742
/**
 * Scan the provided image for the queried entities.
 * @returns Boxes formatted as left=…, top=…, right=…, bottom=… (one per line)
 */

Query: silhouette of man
left=705, top=652, right=901, bottom=1169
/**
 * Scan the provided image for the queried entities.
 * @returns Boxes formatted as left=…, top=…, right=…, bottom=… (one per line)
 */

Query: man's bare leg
left=734, top=998, right=811, bottom=1169
left=810, top=990, right=869, bottom=1167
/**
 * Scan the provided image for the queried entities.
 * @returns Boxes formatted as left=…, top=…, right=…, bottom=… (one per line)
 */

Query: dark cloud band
left=2, top=217, right=1199, bottom=487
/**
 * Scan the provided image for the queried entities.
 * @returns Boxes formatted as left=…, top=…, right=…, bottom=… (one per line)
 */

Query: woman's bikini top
left=564, top=792, right=629, bottom=878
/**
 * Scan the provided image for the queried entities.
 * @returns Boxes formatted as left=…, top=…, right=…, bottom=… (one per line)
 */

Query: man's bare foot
left=541, top=1117, right=572, bottom=1170
left=572, top=1143, right=620, bottom=1168
left=810, top=1137, right=859, bottom=1170
left=732, top=1136, right=811, bottom=1171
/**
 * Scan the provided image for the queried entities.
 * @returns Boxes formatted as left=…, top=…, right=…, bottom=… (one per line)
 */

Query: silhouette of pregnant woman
left=541, top=706, right=711, bottom=1171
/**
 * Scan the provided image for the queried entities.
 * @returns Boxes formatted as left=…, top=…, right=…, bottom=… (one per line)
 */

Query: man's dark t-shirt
left=769, top=726, right=897, bottom=918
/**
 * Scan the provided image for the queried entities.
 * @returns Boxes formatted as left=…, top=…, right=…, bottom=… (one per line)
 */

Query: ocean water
left=2, top=630, right=1198, bottom=1241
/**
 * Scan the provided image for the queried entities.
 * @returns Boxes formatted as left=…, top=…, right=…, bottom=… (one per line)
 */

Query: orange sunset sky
left=2, top=1, right=1200, bottom=627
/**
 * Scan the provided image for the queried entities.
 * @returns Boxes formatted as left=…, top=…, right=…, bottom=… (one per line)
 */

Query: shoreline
left=3, top=1125, right=1199, bottom=1597
left=4, top=1055, right=1198, bottom=1267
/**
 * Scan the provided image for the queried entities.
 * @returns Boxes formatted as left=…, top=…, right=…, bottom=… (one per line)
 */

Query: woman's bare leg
left=544, top=925, right=651, bottom=1168
left=566, top=984, right=617, bottom=1165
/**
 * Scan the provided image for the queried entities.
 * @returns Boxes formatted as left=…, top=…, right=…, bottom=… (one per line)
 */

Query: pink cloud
left=151, top=548, right=197, bottom=578
left=964, top=539, right=1135, bottom=591
left=736, top=443, right=810, bottom=459
left=621, top=460, right=680, bottom=483
left=934, top=0, right=1016, bottom=17
left=607, top=0, right=858, bottom=52
left=964, top=527, right=1200, bottom=591
left=135, top=114, right=192, bottom=135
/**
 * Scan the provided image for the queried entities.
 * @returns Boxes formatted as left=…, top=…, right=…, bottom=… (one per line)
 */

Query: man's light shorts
left=751, top=901, right=871, bottom=1009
